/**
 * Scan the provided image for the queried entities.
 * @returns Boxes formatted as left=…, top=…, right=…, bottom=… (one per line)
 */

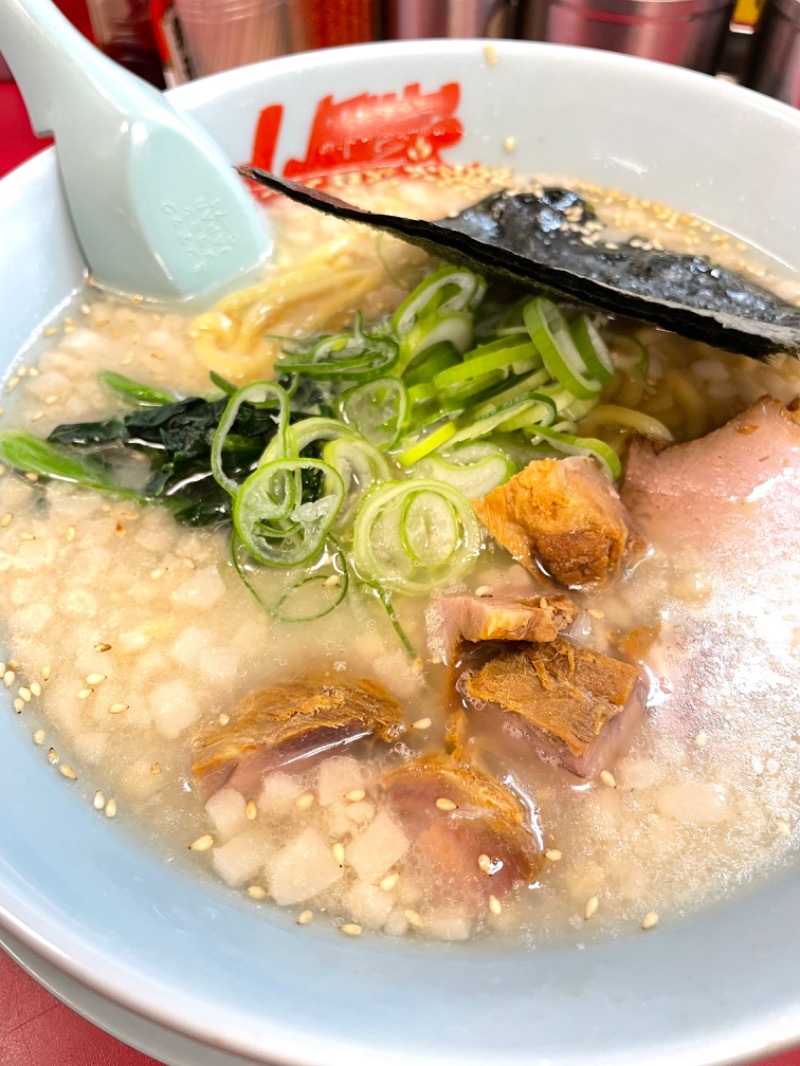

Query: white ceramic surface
left=1, top=40, right=800, bottom=1066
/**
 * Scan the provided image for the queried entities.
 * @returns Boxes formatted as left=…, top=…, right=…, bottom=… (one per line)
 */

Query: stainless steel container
left=743, top=0, right=800, bottom=107
left=383, top=0, right=519, bottom=39
left=519, top=0, right=734, bottom=72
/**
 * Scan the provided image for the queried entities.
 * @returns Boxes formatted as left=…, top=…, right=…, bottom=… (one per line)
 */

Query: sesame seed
left=8, top=659, right=18, bottom=670
left=93, top=791, right=106, bottom=810
left=33, top=729, right=45, bottom=745
left=188, top=834, right=215, bottom=852
left=503, top=136, right=516, bottom=154
left=218, top=713, right=231, bottom=726
left=345, top=789, right=366, bottom=802
left=584, top=896, right=600, bottom=921
left=404, top=908, right=424, bottom=928
left=18, top=686, right=31, bottom=703
left=6, top=377, right=20, bottom=391
left=94, top=642, right=112, bottom=653
left=340, top=923, right=362, bottom=937
left=296, top=792, right=315, bottom=810
left=489, top=894, right=502, bottom=916
left=322, top=574, right=340, bottom=588
left=246, top=799, right=258, bottom=821
left=108, top=703, right=128, bottom=714
left=1, top=513, right=12, bottom=528
left=150, top=763, right=162, bottom=775
left=47, top=747, right=58, bottom=764
left=44, top=326, right=57, bottom=337
left=332, top=842, right=346, bottom=867
left=776, top=818, right=791, bottom=836
left=475, top=585, right=493, bottom=597
left=297, top=909, right=314, bottom=925
left=13, top=698, right=24, bottom=714
left=30, top=412, right=43, bottom=423
left=483, top=43, right=497, bottom=64
left=247, top=885, right=267, bottom=900
left=0, top=464, right=5, bottom=476
left=65, top=527, right=75, bottom=542
left=41, top=665, right=51, bottom=681
left=19, top=532, right=36, bottom=542
left=412, top=717, right=432, bottom=731
left=478, top=853, right=493, bottom=874
left=587, top=608, right=605, bottom=619
left=24, top=473, right=38, bottom=482
left=3, top=670, right=15, bottom=687
left=85, top=672, right=106, bottom=686
left=435, top=797, right=457, bottom=812
left=380, top=872, right=399, bottom=892
left=59, top=764, right=77, bottom=781
left=150, top=568, right=164, bottom=580
left=641, top=911, right=660, bottom=931
left=694, top=731, right=708, bottom=747
left=599, top=770, right=617, bottom=789
left=77, top=687, right=93, bottom=700
left=105, top=797, right=118, bottom=818
left=545, top=849, right=563, bottom=861
left=30, top=681, right=41, bottom=697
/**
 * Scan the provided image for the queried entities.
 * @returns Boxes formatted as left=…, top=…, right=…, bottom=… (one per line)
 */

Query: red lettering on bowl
left=249, top=82, right=463, bottom=184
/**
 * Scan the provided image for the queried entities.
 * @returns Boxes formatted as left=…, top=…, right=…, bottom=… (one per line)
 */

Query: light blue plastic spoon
left=0, top=0, right=271, bottom=303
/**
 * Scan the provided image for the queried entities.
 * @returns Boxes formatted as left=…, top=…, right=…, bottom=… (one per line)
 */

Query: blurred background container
left=86, top=0, right=165, bottom=85
left=518, top=0, right=734, bottom=73
left=742, top=0, right=800, bottom=107
left=384, top=0, right=518, bottom=38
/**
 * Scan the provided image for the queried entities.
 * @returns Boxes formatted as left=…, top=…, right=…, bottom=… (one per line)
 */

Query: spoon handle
left=0, top=0, right=144, bottom=135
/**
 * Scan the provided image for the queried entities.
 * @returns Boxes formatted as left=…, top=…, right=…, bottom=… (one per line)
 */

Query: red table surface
left=2, top=78, right=800, bottom=1066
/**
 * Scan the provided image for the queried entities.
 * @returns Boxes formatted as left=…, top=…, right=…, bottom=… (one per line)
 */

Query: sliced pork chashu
left=383, top=753, right=543, bottom=905
left=620, top=396, right=800, bottom=745
left=473, top=456, right=638, bottom=588
left=457, top=638, right=642, bottom=778
left=193, top=678, right=405, bottom=796
left=432, top=591, right=578, bottom=664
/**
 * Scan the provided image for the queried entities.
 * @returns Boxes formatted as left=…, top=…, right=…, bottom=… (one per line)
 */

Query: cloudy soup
left=2, top=167, right=800, bottom=944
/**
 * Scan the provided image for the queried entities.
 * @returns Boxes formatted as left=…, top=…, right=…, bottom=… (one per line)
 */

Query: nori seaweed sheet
left=240, top=168, right=800, bottom=360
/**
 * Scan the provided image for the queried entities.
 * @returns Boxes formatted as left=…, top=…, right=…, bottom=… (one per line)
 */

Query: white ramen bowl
left=1, top=39, right=800, bottom=1066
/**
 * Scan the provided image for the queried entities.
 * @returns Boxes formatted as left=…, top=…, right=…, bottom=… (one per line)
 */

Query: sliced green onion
left=578, top=403, right=674, bottom=442
left=277, top=316, right=399, bottom=382
left=100, top=372, right=178, bottom=407
left=524, top=297, right=602, bottom=401
left=407, top=382, right=437, bottom=405
left=396, top=421, right=457, bottom=467
left=0, top=430, right=139, bottom=498
left=447, top=391, right=557, bottom=447
left=469, top=367, right=552, bottom=419
left=412, top=443, right=516, bottom=498
left=233, top=457, right=344, bottom=567
left=392, top=265, right=486, bottom=338
left=403, top=342, right=460, bottom=387
left=433, top=338, right=539, bottom=391
left=570, top=315, right=614, bottom=384
left=211, top=381, right=289, bottom=497
left=362, top=583, right=416, bottom=658
left=398, top=311, right=473, bottom=375
left=352, top=479, right=482, bottom=595
left=322, top=436, right=390, bottom=527
left=232, top=536, right=349, bottom=621
left=338, top=378, right=408, bottom=450
left=529, top=425, right=622, bottom=481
